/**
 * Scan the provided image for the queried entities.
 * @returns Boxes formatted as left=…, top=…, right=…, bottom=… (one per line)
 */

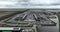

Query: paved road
left=7, top=13, right=59, bottom=32
left=0, top=11, right=58, bottom=32
left=39, top=15, right=59, bottom=32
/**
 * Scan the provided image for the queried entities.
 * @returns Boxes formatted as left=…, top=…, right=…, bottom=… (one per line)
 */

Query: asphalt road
left=39, top=15, right=59, bottom=32
left=7, top=13, right=59, bottom=32
left=0, top=12, right=59, bottom=32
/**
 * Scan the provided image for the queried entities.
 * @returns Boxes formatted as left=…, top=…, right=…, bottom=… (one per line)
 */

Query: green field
left=0, top=11, right=16, bottom=14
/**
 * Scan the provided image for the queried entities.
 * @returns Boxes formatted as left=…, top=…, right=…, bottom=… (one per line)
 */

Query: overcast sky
left=0, top=0, right=59, bottom=9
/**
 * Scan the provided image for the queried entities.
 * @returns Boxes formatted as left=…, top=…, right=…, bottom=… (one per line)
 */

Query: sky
left=0, top=0, right=59, bottom=9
